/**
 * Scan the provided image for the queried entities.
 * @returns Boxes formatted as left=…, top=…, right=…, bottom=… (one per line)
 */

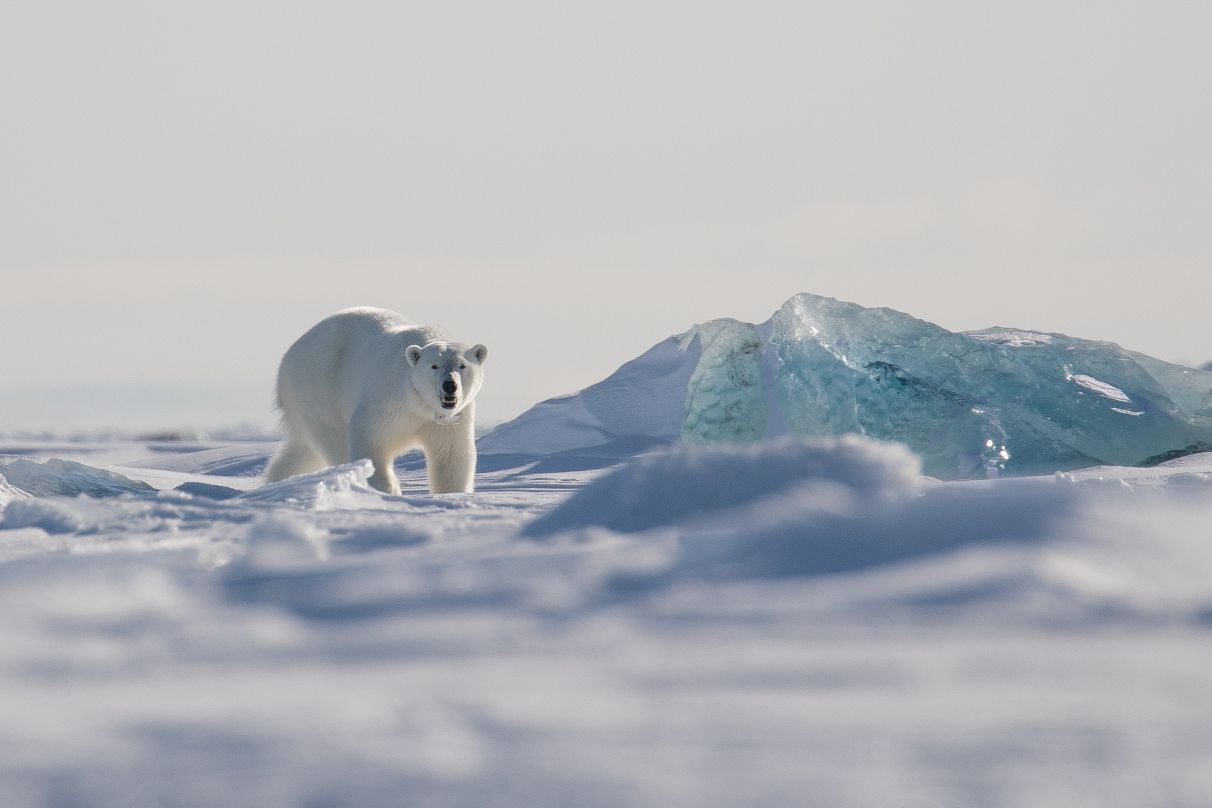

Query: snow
left=967, top=329, right=1055, bottom=347
left=485, top=293, right=1212, bottom=479
left=1067, top=371, right=1133, bottom=403
left=0, top=457, right=155, bottom=497
left=525, top=435, right=924, bottom=536
left=477, top=334, right=695, bottom=455
left=0, top=474, right=29, bottom=508
left=2, top=430, right=1212, bottom=806
left=526, top=436, right=1212, bottom=623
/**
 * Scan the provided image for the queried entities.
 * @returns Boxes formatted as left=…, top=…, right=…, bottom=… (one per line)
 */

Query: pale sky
left=2, top=1, right=1209, bottom=433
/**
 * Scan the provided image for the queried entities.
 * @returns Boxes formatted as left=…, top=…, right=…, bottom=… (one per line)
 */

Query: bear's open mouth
left=440, top=397, right=458, bottom=409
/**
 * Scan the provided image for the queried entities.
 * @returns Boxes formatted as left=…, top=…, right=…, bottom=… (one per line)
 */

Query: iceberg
left=482, top=293, right=1212, bottom=479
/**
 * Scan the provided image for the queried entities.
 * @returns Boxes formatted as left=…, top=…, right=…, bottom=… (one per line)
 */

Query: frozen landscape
left=3, top=294, right=1212, bottom=807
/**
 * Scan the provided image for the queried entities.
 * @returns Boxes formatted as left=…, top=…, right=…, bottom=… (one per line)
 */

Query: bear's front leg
left=423, top=425, right=476, bottom=494
left=427, top=448, right=474, bottom=493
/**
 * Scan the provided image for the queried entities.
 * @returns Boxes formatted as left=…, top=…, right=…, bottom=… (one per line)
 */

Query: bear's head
left=406, top=341, right=488, bottom=422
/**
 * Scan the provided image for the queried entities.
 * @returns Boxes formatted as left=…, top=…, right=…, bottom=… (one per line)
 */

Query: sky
left=2, top=1, right=1209, bottom=433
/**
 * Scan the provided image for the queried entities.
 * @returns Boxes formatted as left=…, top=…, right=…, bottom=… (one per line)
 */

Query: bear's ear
left=469, top=344, right=488, bottom=364
left=405, top=345, right=423, bottom=366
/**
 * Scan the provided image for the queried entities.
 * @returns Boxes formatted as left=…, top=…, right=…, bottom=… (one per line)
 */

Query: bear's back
left=278, top=307, right=443, bottom=418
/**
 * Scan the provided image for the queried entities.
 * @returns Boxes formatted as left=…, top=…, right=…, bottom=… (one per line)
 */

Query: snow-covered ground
left=2, top=435, right=1212, bottom=807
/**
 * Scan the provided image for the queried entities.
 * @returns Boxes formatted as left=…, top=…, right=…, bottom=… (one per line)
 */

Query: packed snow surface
left=483, top=293, right=1212, bottom=478
left=2, top=434, right=1212, bottom=807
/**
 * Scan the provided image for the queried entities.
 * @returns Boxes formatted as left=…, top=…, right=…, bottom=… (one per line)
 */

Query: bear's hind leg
left=265, top=434, right=326, bottom=483
left=347, top=411, right=402, bottom=496
left=365, top=458, right=401, bottom=496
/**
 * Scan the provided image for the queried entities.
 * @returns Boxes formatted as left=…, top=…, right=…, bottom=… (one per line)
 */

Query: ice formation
left=483, top=293, right=1212, bottom=478
left=0, top=457, right=155, bottom=498
left=768, top=294, right=1212, bottom=477
left=681, top=319, right=767, bottom=443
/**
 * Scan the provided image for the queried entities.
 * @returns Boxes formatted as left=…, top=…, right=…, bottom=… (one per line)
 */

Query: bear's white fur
left=264, top=307, right=488, bottom=495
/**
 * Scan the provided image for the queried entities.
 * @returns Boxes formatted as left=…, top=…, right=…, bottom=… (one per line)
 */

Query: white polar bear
left=264, top=307, right=488, bottom=495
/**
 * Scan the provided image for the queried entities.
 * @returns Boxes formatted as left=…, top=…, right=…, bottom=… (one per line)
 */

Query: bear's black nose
left=442, top=379, right=458, bottom=395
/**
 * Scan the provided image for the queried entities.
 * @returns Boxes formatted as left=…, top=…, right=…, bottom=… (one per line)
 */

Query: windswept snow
left=0, top=457, right=155, bottom=497
left=0, top=475, right=29, bottom=508
left=525, top=436, right=1212, bottom=622
left=478, top=335, right=695, bottom=456
left=525, top=435, right=924, bottom=536
left=2, top=432, right=1212, bottom=806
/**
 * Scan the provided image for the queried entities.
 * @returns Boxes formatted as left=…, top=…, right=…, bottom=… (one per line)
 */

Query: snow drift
left=482, top=293, right=1212, bottom=478
left=524, top=435, right=924, bottom=536
left=3, top=429, right=1212, bottom=806
left=0, top=475, right=29, bottom=508
left=526, top=436, right=1212, bottom=623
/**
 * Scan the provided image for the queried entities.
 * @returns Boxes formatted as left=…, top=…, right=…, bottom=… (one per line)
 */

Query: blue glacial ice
left=681, top=319, right=767, bottom=443
left=769, top=294, right=1212, bottom=476
left=482, top=293, right=1212, bottom=479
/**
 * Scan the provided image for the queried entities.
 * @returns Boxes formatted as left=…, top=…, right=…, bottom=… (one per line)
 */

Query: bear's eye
left=431, top=364, right=439, bottom=370
left=459, top=363, right=467, bottom=370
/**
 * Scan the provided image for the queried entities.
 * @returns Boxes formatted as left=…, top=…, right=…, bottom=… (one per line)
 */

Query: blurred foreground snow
left=1, top=436, right=1211, bottom=807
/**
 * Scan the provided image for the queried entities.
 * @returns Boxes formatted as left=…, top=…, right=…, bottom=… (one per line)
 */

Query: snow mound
left=173, top=481, right=243, bottom=500
left=0, top=457, right=155, bottom=498
left=524, top=437, right=1212, bottom=623
left=478, top=335, right=697, bottom=456
left=1, top=498, right=89, bottom=534
left=525, top=435, right=923, bottom=537
left=483, top=292, right=1212, bottom=478
left=232, top=513, right=332, bottom=571
left=236, top=460, right=388, bottom=509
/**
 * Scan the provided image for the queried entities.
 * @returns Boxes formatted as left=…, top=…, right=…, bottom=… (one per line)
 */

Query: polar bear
left=264, top=307, right=488, bottom=495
